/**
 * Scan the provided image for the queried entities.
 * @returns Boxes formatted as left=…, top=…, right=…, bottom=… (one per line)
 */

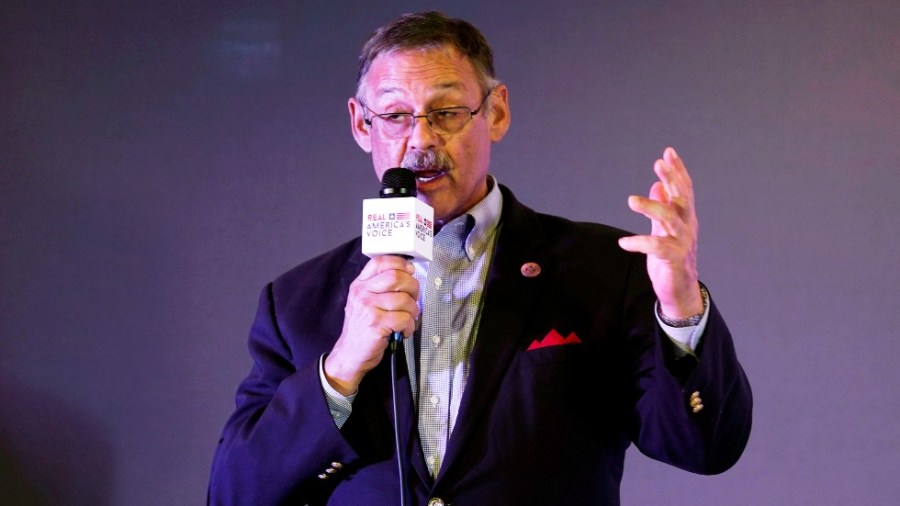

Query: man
left=208, top=11, right=752, bottom=505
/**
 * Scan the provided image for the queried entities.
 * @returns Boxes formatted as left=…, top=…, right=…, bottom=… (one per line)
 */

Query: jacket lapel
left=436, top=186, right=549, bottom=480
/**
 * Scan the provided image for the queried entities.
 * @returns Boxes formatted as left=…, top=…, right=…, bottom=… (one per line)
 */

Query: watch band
left=657, top=285, right=709, bottom=328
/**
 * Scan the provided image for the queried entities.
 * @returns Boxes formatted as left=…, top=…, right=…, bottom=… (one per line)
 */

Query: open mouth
left=413, top=169, right=444, bottom=183
left=402, top=149, right=452, bottom=185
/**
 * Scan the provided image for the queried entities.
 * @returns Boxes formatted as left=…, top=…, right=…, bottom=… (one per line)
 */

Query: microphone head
left=380, top=167, right=417, bottom=198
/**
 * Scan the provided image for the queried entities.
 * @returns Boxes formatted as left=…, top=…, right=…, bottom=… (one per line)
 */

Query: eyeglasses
left=362, top=91, right=492, bottom=138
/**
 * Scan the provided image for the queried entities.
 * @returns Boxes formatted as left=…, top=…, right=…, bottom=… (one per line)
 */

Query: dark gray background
left=2, top=1, right=898, bottom=504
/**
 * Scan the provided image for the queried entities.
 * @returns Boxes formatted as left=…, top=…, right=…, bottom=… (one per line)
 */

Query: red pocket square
left=527, top=329, right=582, bottom=350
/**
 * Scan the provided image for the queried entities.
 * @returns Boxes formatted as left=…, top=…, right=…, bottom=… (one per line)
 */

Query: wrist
left=323, top=354, right=361, bottom=396
left=658, top=285, right=708, bottom=327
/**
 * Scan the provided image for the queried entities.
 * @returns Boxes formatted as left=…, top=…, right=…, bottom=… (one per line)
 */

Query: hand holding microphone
left=323, top=168, right=433, bottom=395
left=363, top=167, right=434, bottom=343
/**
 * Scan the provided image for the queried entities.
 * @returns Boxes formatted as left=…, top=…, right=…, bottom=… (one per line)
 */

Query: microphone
left=361, top=167, right=434, bottom=343
left=362, top=167, right=434, bottom=260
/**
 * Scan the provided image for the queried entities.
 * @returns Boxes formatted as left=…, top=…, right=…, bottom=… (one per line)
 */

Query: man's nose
left=408, top=114, right=438, bottom=149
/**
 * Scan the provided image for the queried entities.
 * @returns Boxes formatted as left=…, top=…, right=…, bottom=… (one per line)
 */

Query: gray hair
left=355, top=11, right=500, bottom=101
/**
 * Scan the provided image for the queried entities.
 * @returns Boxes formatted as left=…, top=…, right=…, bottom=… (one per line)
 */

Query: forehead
left=362, top=46, right=481, bottom=102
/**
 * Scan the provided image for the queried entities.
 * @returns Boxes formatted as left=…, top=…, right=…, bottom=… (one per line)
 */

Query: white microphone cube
left=361, top=197, right=434, bottom=260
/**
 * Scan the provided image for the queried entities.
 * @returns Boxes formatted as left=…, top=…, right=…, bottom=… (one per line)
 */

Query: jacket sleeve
left=626, top=262, right=753, bottom=474
left=207, top=282, right=355, bottom=504
left=207, top=278, right=394, bottom=505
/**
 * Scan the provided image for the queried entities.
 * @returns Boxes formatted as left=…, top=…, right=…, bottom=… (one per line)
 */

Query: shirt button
left=430, top=395, right=439, bottom=406
left=434, top=277, right=442, bottom=287
left=431, top=335, right=441, bottom=346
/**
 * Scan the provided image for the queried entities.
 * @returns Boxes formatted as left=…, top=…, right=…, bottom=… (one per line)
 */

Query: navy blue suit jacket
left=208, top=185, right=752, bottom=505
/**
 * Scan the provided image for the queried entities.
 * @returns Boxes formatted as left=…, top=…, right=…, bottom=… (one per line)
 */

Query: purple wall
left=2, top=1, right=898, bottom=504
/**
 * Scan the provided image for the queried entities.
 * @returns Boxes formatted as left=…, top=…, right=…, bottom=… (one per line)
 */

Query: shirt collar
left=436, top=175, right=502, bottom=261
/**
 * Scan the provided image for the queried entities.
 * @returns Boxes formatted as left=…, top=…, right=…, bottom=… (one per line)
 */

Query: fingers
left=656, top=147, right=694, bottom=207
left=356, top=255, right=419, bottom=305
left=357, top=254, right=416, bottom=282
left=625, top=186, right=689, bottom=239
left=618, top=234, right=677, bottom=258
left=636, top=148, right=697, bottom=227
left=349, top=256, right=420, bottom=334
left=618, top=147, right=698, bottom=254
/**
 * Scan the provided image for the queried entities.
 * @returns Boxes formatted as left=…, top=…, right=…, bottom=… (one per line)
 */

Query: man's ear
left=348, top=97, right=372, bottom=153
left=488, top=84, right=511, bottom=143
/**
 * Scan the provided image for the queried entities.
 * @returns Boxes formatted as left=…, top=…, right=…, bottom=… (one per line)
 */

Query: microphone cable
left=390, top=337, right=408, bottom=506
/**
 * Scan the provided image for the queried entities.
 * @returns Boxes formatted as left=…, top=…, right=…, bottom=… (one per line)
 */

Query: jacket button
left=689, top=391, right=704, bottom=413
left=427, top=498, right=445, bottom=506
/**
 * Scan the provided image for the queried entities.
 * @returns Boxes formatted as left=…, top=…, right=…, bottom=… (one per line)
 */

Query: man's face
left=349, top=46, right=510, bottom=227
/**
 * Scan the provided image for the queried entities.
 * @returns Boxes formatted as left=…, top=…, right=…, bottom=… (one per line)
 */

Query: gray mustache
left=401, top=150, right=453, bottom=172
